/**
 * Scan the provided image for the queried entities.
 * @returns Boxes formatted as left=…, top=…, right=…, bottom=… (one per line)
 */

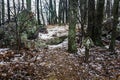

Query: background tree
left=58, top=0, right=63, bottom=24
left=26, top=0, right=31, bottom=11
left=0, top=1, right=1, bottom=26
left=65, top=0, right=68, bottom=23
left=53, top=0, right=57, bottom=24
left=68, top=0, right=78, bottom=53
left=105, top=0, right=112, bottom=18
left=78, top=0, right=88, bottom=46
left=58, top=0, right=68, bottom=24
left=2, top=0, right=5, bottom=24
left=7, top=0, right=10, bottom=21
left=17, top=0, right=21, bottom=12
left=94, top=0, right=105, bottom=46
left=13, top=0, right=21, bottom=52
left=40, top=0, right=45, bottom=25
left=36, top=0, right=41, bottom=25
left=79, top=0, right=87, bottom=25
left=48, top=0, right=57, bottom=24
left=87, top=0, right=95, bottom=40
left=109, top=0, right=119, bottom=52
left=21, top=0, right=24, bottom=10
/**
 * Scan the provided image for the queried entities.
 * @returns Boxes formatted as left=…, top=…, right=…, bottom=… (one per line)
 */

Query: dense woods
left=0, top=0, right=120, bottom=79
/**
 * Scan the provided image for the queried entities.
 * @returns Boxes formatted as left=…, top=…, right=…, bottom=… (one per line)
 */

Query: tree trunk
left=85, top=47, right=89, bottom=63
left=94, top=0, right=105, bottom=46
left=48, top=0, right=57, bottom=24
left=49, top=0, right=53, bottom=24
left=7, top=0, right=10, bottom=21
left=36, top=0, right=41, bottom=25
left=62, top=0, right=65, bottom=24
left=106, top=0, right=111, bottom=18
left=58, top=0, right=68, bottom=24
left=109, top=0, right=119, bottom=52
left=26, top=0, right=31, bottom=11
left=17, top=0, right=20, bottom=12
left=13, top=0, right=21, bottom=52
left=0, top=11, right=2, bottom=26
left=40, top=0, right=45, bottom=25
left=68, top=0, right=78, bottom=53
left=65, top=0, right=68, bottom=23
left=58, top=0, right=62, bottom=24
left=21, top=0, right=24, bottom=10
left=53, top=0, right=57, bottom=24
left=87, top=0, right=95, bottom=39
left=0, top=1, right=2, bottom=26
left=78, top=0, right=88, bottom=45
left=2, top=0, right=5, bottom=24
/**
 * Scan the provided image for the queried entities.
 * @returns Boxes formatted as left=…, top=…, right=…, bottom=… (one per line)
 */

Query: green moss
left=47, top=36, right=67, bottom=45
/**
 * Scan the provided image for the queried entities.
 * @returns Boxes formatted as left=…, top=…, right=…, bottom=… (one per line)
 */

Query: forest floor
left=0, top=25, right=120, bottom=80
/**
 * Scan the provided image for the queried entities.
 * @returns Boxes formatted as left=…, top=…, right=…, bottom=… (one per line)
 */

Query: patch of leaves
left=0, top=46, right=120, bottom=79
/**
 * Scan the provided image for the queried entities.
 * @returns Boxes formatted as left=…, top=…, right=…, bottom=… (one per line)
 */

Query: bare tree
left=26, top=0, right=31, bottom=11
left=87, top=0, right=95, bottom=39
left=21, top=0, right=25, bottom=10
left=36, top=0, right=41, bottom=25
left=109, top=0, right=119, bottom=53
left=7, top=0, right=10, bottom=21
left=40, top=0, right=45, bottom=25
left=0, top=1, right=1, bottom=26
left=2, top=0, right=5, bottom=24
left=68, top=0, right=78, bottom=53
left=94, top=0, right=105, bottom=46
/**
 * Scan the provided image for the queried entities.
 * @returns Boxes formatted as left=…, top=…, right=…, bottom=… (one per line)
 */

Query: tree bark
left=48, top=0, right=57, bottom=24
left=13, top=0, right=21, bottom=52
left=0, top=2, right=1, bottom=26
left=65, top=0, right=68, bottom=23
left=40, top=0, right=45, bottom=25
left=26, top=0, right=31, bottom=11
left=21, top=0, right=24, bottom=10
left=109, top=0, right=119, bottom=52
left=87, top=0, right=95, bottom=39
left=68, top=0, right=78, bottom=53
left=106, top=0, right=111, bottom=18
left=2, top=0, right=5, bottom=24
left=94, top=0, right=105, bottom=46
left=36, top=0, right=41, bottom=25
left=58, top=0, right=62, bottom=24
left=53, top=0, right=57, bottom=24
left=17, top=0, right=21, bottom=12
left=7, top=0, right=10, bottom=21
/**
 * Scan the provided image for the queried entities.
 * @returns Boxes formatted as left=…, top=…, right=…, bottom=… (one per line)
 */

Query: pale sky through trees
left=1, top=0, right=114, bottom=24
left=2, top=0, right=60, bottom=24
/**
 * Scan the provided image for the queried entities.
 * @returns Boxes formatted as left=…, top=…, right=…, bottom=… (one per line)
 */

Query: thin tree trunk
left=87, top=0, right=95, bottom=39
left=53, top=0, right=57, bottom=24
left=0, top=8, right=1, bottom=26
left=2, top=0, right=5, bottom=24
left=68, top=0, right=78, bottom=53
left=58, top=0, right=62, bottom=24
left=13, top=0, right=21, bottom=52
left=94, top=0, right=105, bottom=46
left=78, top=0, right=87, bottom=47
left=37, top=0, right=41, bottom=25
left=18, top=0, right=20, bottom=12
left=21, top=0, right=24, bottom=10
left=40, top=0, right=45, bottom=25
left=65, top=0, right=68, bottom=23
left=62, top=1, right=65, bottom=24
left=109, top=0, right=119, bottom=52
left=106, top=0, right=111, bottom=18
left=26, top=0, right=31, bottom=11
left=7, top=0, right=10, bottom=21
left=0, top=1, right=1, bottom=25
